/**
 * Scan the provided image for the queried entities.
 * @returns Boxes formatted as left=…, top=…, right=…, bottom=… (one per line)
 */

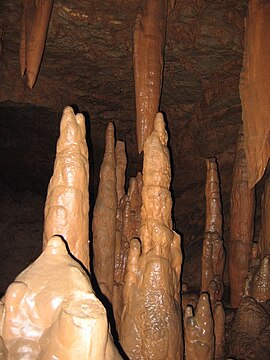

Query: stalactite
left=0, top=236, right=122, bottom=359
left=93, top=122, right=117, bottom=302
left=239, top=0, right=270, bottom=187
left=120, top=113, right=183, bottom=359
left=20, top=0, right=54, bottom=88
left=43, top=106, right=90, bottom=270
left=134, top=0, right=167, bottom=153
left=213, top=301, right=225, bottom=360
left=229, top=129, right=255, bottom=308
left=258, top=170, right=270, bottom=258
left=184, top=293, right=214, bottom=360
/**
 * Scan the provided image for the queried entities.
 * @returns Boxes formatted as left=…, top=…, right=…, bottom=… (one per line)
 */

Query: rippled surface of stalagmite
left=134, top=0, right=167, bottom=153
left=201, top=159, right=225, bottom=300
left=0, top=236, right=122, bottom=360
left=240, top=0, right=270, bottom=187
left=184, top=293, right=214, bottom=360
left=43, top=106, right=90, bottom=270
left=258, top=172, right=270, bottom=258
left=93, top=123, right=117, bottom=302
left=229, top=130, right=255, bottom=307
left=120, top=113, right=183, bottom=359
left=20, top=0, right=54, bottom=88
left=245, top=256, right=270, bottom=302
left=213, top=301, right=225, bottom=360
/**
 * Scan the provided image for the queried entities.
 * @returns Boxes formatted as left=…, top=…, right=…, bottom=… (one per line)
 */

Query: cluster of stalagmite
left=229, top=129, right=255, bottom=307
left=240, top=0, right=270, bottom=187
left=134, top=0, right=167, bottom=153
left=43, top=106, right=90, bottom=270
left=119, top=113, right=183, bottom=359
left=201, top=158, right=225, bottom=303
left=20, top=0, right=54, bottom=88
left=0, top=236, right=121, bottom=360
left=92, top=122, right=117, bottom=302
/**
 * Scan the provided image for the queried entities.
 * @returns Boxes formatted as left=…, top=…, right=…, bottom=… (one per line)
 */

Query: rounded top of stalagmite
left=154, top=112, right=168, bottom=146
left=45, top=236, right=68, bottom=256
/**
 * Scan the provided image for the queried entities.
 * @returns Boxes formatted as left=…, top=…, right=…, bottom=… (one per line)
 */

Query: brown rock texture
left=0, top=236, right=122, bottom=360
left=184, top=293, right=214, bottom=360
left=134, top=0, right=167, bottom=153
left=120, top=113, right=183, bottom=359
left=93, top=122, right=117, bottom=302
left=213, top=301, right=225, bottom=360
left=240, top=0, right=270, bottom=187
left=258, top=171, right=270, bottom=258
left=43, top=106, right=90, bottom=270
left=20, top=0, right=54, bottom=88
left=229, top=129, right=255, bottom=307
left=245, top=256, right=270, bottom=303
left=228, top=296, right=270, bottom=360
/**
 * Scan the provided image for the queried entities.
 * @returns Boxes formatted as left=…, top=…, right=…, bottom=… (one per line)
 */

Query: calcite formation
left=213, top=301, right=225, bottom=360
left=120, top=113, right=183, bottom=359
left=93, top=122, right=117, bottom=302
left=228, top=296, right=270, bottom=360
left=184, top=293, right=214, bottom=360
left=0, top=236, right=122, bottom=360
left=258, top=172, right=270, bottom=259
left=134, top=0, right=167, bottom=153
left=229, top=129, right=255, bottom=307
left=43, top=106, right=90, bottom=270
left=245, top=256, right=270, bottom=302
left=201, top=158, right=225, bottom=301
left=240, top=0, right=270, bottom=187
left=20, top=0, right=54, bottom=88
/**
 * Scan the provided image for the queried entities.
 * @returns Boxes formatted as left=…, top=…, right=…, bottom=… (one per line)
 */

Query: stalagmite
left=20, top=0, right=54, bottom=88
left=0, top=236, right=122, bottom=360
left=120, top=113, right=183, bottom=359
left=213, top=301, right=225, bottom=360
left=93, top=122, right=117, bottom=302
left=184, top=293, right=214, bottom=360
left=201, top=158, right=225, bottom=300
left=43, top=106, right=90, bottom=270
left=247, top=256, right=270, bottom=302
left=229, top=129, right=255, bottom=307
left=258, top=171, right=270, bottom=258
left=134, top=0, right=167, bottom=153
left=115, top=140, right=127, bottom=203
left=240, top=0, right=270, bottom=187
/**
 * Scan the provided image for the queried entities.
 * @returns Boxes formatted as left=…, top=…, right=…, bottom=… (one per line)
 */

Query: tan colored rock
left=0, top=236, right=122, bottom=360
left=229, top=129, right=255, bottom=307
left=213, top=301, right=225, bottom=360
left=120, top=113, right=183, bottom=359
left=115, top=140, right=127, bottom=203
left=258, top=172, right=270, bottom=258
left=250, top=256, right=270, bottom=302
left=240, top=0, right=270, bottom=187
left=43, top=106, right=90, bottom=270
left=20, top=0, right=54, bottom=88
left=134, top=0, right=167, bottom=153
left=184, top=293, right=214, bottom=360
left=93, top=122, right=117, bottom=302
left=201, top=232, right=214, bottom=293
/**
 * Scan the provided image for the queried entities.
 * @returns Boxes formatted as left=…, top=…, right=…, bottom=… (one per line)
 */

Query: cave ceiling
left=0, top=0, right=248, bottom=286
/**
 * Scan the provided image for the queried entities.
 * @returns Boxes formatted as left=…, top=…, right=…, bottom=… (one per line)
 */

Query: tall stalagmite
left=258, top=171, right=270, bottom=258
left=201, top=158, right=225, bottom=300
left=184, top=293, right=214, bottom=360
left=120, top=113, right=183, bottom=359
left=0, top=236, right=122, bottom=360
left=229, top=129, right=255, bottom=307
left=240, top=0, right=270, bottom=187
left=43, top=106, right=90, bottom=270
left=20, top=0, right=54, bottom=88
left=134, top=0, right=167, bottom=153
left=93, top=122, right=117, bottom=302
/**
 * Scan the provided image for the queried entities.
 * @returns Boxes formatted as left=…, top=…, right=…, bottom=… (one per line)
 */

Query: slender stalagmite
left=134, top=0, right=167, bottom=153
left=43, top=106, right=90, bottom=270
left=0, top=236, right=122, bottom=359
left=201, top=158, right=225, bottom=299
left=240, top=0, right=270, bottom=187
left=120, top=113, right=183, bottom=359
left=93, top=123, right=117, bottom=302
left=184, top=293, right=214, bottom=360
left=115, top=141, right=127, bottom=203
left=213, top=301, right=225, bottom=360
left=229, top=129, right=255, bottom=307
left=258, top=171, right=270, bottom=258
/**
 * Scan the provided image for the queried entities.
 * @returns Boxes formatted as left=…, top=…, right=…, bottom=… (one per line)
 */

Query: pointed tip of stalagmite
left=196, top=292, right=212, bottom=317
left=206, top=157, right=217, bottom=170
left=105, top=122, right=115, bottom=155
